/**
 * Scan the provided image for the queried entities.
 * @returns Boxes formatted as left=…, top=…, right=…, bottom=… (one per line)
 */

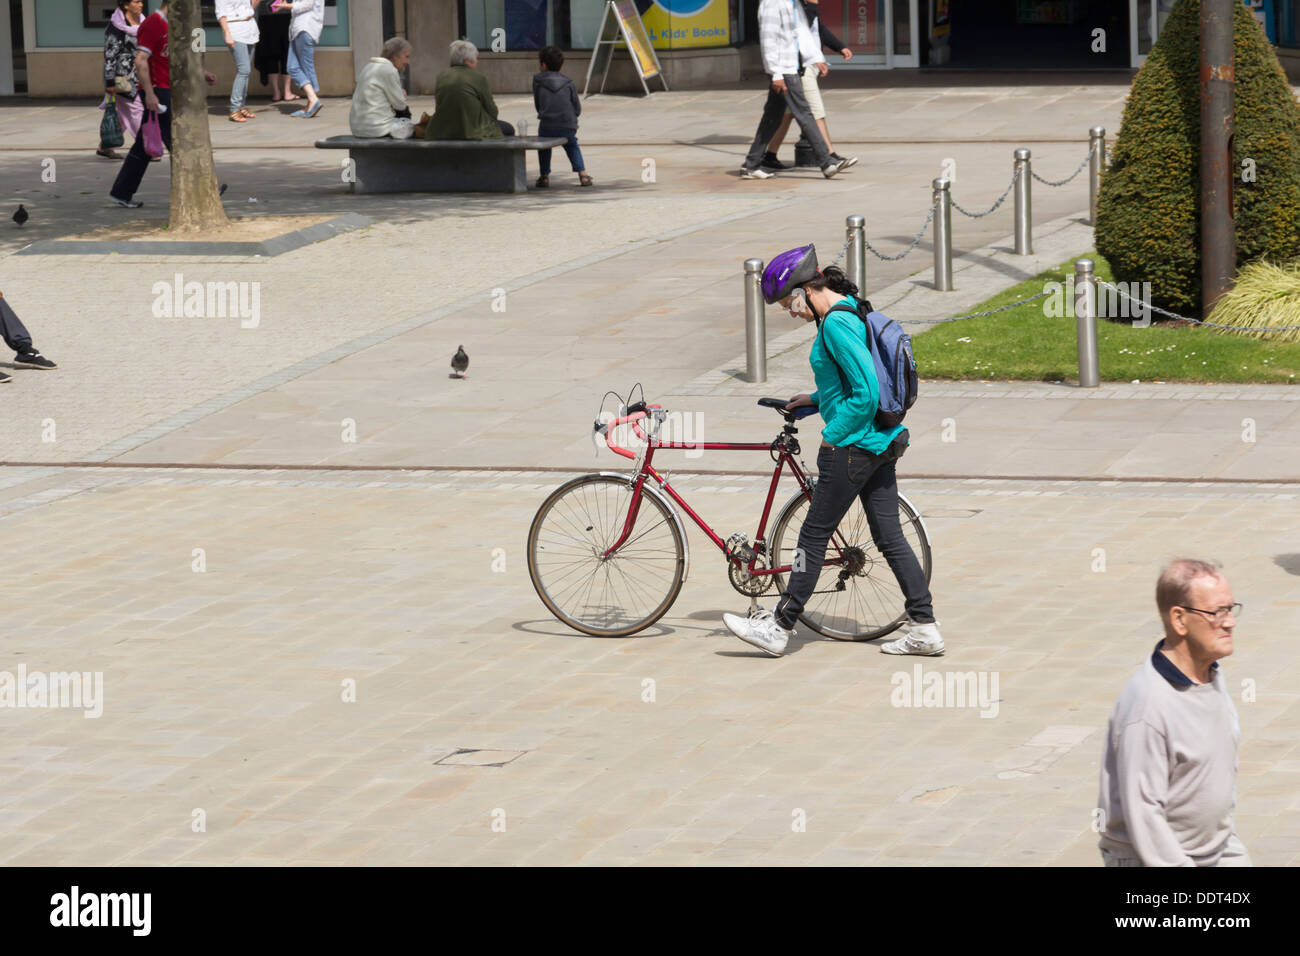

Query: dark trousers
left=775, top=435, right=934, bottom=630
left=537, top=125, right=585, bottom=174
left=0, top=296, right=35, bottom=356
left=743, top=76, right=830, bottom=169
left=111, top=87, right=172, bottom=203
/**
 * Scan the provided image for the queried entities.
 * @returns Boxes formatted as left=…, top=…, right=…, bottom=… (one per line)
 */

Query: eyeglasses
left=1177, top=603, right=1242, bottom=622
left=784, top=291, right=807, bottom=317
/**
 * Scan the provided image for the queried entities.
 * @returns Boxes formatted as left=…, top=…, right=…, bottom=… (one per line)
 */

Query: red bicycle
left=527, top=398, right=932, bottom=639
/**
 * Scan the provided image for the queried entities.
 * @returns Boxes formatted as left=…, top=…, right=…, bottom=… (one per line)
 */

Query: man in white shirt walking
left=739, top=0, right=845, bottom=180
left=1097, top=559, right=1252, bottom=867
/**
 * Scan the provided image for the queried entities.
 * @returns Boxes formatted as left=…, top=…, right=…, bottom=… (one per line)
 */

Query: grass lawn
left=912, top=252, right=1300, bottom=384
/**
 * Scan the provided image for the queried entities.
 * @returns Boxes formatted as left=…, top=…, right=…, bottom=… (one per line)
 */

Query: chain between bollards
left=932, top=179, right=952, bottom=291
left=1089, top=127, right=1106, bottom=226
left=744, top=258, right=766, bottom=384
left=1014, top=148, right=1032, bottom=255
left=845, top=215, right=866, bottom=293
left=1074, top=258, right=1099, bottom=388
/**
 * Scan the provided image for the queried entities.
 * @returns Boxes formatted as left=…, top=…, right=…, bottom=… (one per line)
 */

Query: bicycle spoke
left=529, top=476, right=684, bottom=636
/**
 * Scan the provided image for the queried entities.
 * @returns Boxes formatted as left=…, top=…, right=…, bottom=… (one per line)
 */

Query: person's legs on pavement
left=862, top=438, right=943, bottom=655
left=741, top=83, right=798, bottom=177
left=0, top=295, right=58, bottom=369
left=763, top=111, right=796, bottom=169
left=230, top=41, right=254, bottom=119
left=724, top=445, right=863, bottom=655
left=287, top=34, right=320, bottom=114
left=779, top=77, right=839, bottom=175
left=110, top=87, right=171, bottom=205
left=561, top=132, right=585, bottom=173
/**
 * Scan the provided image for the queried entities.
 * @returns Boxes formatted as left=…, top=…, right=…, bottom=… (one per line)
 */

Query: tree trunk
left=169, top=0, right=228, bottom=233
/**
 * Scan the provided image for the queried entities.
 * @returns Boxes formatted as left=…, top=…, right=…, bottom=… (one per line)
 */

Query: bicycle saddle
left=757, top=397, right=819, bottom=420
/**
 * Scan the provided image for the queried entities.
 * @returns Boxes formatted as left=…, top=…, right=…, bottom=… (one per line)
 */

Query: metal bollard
left=845, top=215, right=866, bottom=293
left=1074, top=258, right=1100, bottom=387
left=1089, top=126, right=1106, bottom=226
left=932, top=178, right=952, bottom=291
left=744, top=258, right=767, bottom=383
left=1014, top=148, right=1032, bottom=255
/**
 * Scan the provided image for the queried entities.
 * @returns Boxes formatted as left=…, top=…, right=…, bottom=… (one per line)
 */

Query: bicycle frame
left=597, top=405, right=848, bottom=584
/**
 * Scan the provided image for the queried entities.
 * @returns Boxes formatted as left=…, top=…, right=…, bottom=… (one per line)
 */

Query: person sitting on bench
left=350, top=36, right=415, bottom=139
left=420, top=39, right=514, bottom=141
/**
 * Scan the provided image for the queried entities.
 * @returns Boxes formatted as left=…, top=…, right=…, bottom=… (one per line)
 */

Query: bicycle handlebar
left=595, top=404, right=662, bottom=460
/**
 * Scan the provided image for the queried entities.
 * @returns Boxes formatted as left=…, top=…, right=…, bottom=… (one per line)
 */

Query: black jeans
left=742, top=75, right=831, bottom=169
left=0, top=296, right=35, bottom=355
left=775, top=433, right=934, bottom=630
left=111, top=87, right=171, bottom=203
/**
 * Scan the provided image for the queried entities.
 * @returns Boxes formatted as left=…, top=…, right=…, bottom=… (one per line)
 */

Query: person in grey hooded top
left=532, top=46, right=591, bottom=188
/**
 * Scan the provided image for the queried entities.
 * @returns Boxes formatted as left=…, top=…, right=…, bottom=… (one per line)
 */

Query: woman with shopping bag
left=100, top=0, right=146, bottom=159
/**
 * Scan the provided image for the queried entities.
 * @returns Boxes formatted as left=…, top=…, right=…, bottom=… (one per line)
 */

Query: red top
left=135, top=11, right=170, bottom=90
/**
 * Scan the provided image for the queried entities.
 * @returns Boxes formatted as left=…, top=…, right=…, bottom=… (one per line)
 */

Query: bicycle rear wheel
left=527, top=474, right=686, bottom=637
left=769, top=490, right=931, bottom=640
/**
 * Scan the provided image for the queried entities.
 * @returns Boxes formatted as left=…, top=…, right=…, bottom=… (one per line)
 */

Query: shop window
left=461, top=0, right=737, bottom=50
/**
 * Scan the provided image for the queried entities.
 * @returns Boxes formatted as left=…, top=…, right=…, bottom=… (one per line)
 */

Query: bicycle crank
left=728, top=558, right=774, bottom=597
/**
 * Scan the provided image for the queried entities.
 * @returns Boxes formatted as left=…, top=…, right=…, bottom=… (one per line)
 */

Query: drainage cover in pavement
left=435, top=749, right=527, bottom=768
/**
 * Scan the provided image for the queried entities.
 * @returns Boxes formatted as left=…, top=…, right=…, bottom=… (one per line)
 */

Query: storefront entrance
left=918, top=0, right=1131, bottom=68
left=2, top=0, right=24, bottom=95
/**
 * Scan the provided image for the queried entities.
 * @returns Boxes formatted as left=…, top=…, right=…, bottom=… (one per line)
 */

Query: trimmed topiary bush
left=1094, top=0, right=1300, bottom=316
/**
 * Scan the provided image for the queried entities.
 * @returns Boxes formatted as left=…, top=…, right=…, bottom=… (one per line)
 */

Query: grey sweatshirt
left=533, top=70, right=580, bottom=129
left=1098, top=646, right=1250, bottom=866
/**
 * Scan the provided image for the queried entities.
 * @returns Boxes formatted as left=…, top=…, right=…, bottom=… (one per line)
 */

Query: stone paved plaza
left=2, top=83, right=1298, bottom=865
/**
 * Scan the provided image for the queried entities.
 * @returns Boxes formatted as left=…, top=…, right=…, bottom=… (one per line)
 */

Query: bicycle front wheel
left=770, top=489, right=931, bottom=640
left=527, top=474, right=686, bottom=637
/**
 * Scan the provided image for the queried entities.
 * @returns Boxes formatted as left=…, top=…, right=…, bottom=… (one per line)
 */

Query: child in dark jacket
left=532, top=46, right=590, bottom=188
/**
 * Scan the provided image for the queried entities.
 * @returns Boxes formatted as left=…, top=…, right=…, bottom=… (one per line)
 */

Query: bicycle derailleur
left=725, top=532, right=774, bottom=597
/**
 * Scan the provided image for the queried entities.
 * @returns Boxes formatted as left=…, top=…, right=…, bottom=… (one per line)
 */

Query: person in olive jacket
left=423, top=40, right=514, bottom=140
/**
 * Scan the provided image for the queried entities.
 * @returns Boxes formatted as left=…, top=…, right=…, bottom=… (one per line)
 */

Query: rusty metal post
left=1201, top=0, right=1235, bottom=316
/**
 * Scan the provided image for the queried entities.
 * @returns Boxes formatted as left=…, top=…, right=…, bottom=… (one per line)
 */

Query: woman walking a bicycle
left=723, top=245, right=945, bottom=658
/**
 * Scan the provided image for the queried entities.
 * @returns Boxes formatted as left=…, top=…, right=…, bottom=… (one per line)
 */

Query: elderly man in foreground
left=422, top=40, right=513, bottom=140
left=350, top=36, right=414, bottom=139
left=1097, top=558, right=1252, bottom=867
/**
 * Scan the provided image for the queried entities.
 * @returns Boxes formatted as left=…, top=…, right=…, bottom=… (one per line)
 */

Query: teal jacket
left=808, top=295, right=906, bottom=454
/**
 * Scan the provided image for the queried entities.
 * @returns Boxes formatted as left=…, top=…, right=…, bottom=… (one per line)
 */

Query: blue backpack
left=827, top=299, right=919, bottom=429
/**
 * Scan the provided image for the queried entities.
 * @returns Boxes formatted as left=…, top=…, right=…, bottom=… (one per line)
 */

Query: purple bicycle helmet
left=761, top=244, right=819, bottom=304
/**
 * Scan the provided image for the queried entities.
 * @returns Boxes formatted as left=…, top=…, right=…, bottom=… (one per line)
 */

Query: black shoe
left=0, top=370, right=10, bottom=383
left=832, top=153, right=859, bottom=169
left=14, top=352, right=57, bottom=369
left=760, top=151, right=789, bottom=171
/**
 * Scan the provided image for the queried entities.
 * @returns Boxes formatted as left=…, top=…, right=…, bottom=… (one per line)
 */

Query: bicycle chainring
left=728, top=558, right=774, bottom=597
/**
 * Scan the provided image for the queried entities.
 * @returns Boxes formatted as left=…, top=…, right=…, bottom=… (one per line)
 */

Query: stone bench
left=315, top=134, right=568, bottom=194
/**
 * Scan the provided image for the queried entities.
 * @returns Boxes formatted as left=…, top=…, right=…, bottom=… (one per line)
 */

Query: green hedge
left=1094, top=0, right=1300, bottom=316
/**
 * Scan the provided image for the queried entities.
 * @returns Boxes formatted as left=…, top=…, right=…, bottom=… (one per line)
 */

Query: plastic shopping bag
left=142, top=109, right=165, bottom=158
left=100, top=96, right=124, bottom=148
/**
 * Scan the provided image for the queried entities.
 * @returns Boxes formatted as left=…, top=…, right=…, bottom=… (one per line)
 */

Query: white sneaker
left=821, top=158, right=847, bottom=179
left=722, top=607, right=792, bottom=656
left=880, top=620, right=945, bottom=656
left=740, top=166, right=775, bottom=179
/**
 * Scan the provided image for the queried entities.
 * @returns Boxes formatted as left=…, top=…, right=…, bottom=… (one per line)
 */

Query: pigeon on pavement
left=13, top=204, right=28, bottom=227
left=451, top=346, right=469, bottom=378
